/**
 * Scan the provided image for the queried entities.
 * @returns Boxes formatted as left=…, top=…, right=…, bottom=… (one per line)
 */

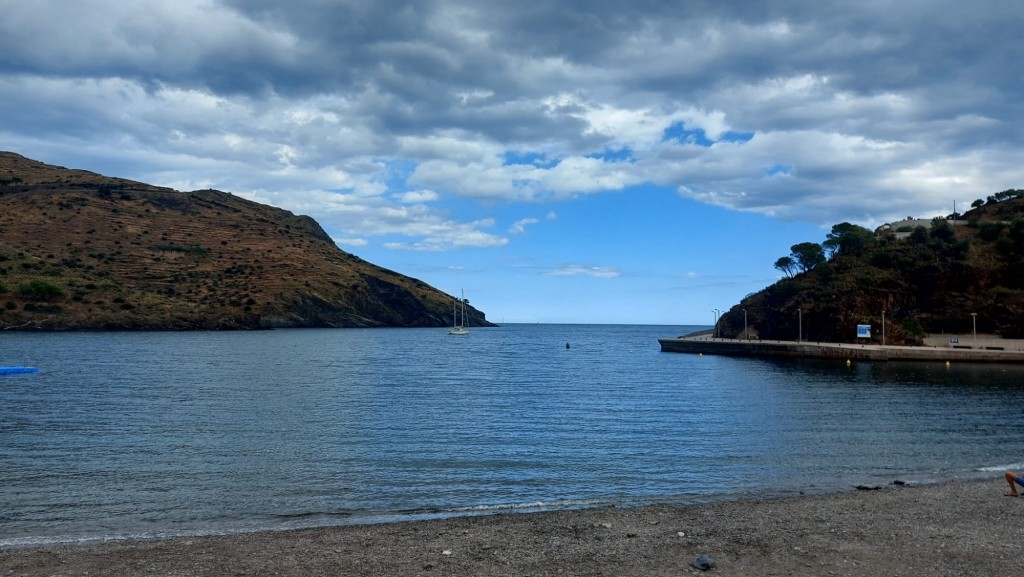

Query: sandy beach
left=2, top=478, right=1022, bottom=576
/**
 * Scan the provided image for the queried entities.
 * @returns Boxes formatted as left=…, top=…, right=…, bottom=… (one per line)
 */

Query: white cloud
left=546, top=265, right=620, bottom=279
left=335, top=237, right=369, bottom=247
left=395, top=190, right=440, bottom=203
left=1, top=0, right=1021, bottom=242
left=508, top=217, right=539, bottom=235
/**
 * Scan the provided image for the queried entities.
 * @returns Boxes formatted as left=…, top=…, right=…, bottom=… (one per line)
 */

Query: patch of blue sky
left=764, top=163, right=793, bottom=177
left=382, top=158, right=419, bottom=191
left=502, top=150, right=559, bottom=168
left=662, top=122, right=754, bottom=147
left=720, top=131, right=754, bottom=143
left=586, top=146, right=634, bottom=163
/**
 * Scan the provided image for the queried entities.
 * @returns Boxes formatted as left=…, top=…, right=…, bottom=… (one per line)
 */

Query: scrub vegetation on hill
left=718, top=191, right=1024, bottom=345
left=0, top=152, right=492, bottom=330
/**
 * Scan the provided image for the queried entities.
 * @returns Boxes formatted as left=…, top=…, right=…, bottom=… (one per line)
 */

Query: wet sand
left=2, top=478, right=1022, bottom=576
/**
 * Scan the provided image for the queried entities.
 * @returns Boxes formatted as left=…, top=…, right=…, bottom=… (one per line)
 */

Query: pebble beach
left=2, top=478, right=1022, bottom=576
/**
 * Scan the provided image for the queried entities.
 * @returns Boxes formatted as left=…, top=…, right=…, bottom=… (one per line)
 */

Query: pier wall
left=658, top=337, right=1024, bottom=363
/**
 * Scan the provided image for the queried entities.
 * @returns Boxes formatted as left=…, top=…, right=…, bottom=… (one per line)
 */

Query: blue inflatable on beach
left=0, top=366, right=38, bottom=375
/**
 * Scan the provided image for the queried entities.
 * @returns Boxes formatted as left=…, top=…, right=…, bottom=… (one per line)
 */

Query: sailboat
left=447, top=290, right=470, bottom=335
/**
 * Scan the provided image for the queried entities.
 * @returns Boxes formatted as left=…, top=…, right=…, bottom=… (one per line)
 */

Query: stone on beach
left=690, top=553, right=716, bottom=571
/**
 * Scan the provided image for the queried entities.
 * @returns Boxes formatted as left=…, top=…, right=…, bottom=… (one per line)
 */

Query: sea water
left=1, top=324, right=1023, bottom=547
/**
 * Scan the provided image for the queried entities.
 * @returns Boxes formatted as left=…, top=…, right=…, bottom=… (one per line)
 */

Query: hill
left=0, top=152, right=493, bottom=330
left=716, top=193, right=1024, bottom=345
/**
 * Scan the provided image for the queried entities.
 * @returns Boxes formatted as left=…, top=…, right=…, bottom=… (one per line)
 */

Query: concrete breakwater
left=658, top=336, right=1024, bottom=363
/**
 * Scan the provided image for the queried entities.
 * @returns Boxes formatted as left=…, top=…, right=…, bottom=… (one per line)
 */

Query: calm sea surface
left=2, top=324, right=1023, bottom=547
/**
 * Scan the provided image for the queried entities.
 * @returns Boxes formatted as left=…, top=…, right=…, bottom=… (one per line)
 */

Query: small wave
left=0, top=527, right=223, bottom=550
left=449, top=499, right=606, bottom=514
left=272, top=510, right=355, bottom=521
left=976, top=463, right=1024, bottom=473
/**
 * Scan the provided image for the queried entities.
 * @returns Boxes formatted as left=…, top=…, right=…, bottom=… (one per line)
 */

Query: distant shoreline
left=659, top=335, right=1024, bottom=363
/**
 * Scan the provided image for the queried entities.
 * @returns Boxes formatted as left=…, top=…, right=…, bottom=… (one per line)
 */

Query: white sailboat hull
left=448, top=289, right=470, bottom=335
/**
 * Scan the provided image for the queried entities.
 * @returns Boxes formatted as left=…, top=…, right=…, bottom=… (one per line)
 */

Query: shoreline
left=3, top=478, right=1021, bottom=576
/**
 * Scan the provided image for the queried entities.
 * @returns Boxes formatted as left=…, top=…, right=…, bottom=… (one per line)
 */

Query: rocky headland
left=0, top=152, right=492, bottom=330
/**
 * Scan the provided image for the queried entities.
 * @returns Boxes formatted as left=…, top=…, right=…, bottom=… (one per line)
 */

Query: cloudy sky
left=2, top=1, right=1022, bottom=325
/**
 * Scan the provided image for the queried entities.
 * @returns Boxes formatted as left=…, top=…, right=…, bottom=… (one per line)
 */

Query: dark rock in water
left=856, top=484, right=882, bottom=490
left=690, top=554, right=716, bottom=571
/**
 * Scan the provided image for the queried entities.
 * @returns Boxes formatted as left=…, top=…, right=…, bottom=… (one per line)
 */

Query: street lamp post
left=797, top=308, right=802, bottom=343
left=971, top=312, right=977, bottom=348
left=743, top=308, right=748, bottom=340
left=712, top=309, right=720, bottom=339
left=882, top=310, right=885, bottom=346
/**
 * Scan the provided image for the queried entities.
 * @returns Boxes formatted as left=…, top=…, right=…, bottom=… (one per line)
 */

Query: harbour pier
left=658, top=335, right=1024, bottom=363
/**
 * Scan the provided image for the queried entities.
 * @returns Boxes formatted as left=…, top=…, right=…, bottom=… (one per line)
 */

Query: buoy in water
left=566, top=342, right=570, bottom=349
left=0, top=366, right=38, bottom=375
left=846, top=359, right=851, bottom=366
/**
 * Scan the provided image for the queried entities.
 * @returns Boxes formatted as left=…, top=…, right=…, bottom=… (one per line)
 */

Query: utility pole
left=798, top=308, right=802, bottom=343
left=882, top=310, right=885, bottom=346
left=971, top=312, right=977, bottom=348
left=743, top=308, right=748, bottom=340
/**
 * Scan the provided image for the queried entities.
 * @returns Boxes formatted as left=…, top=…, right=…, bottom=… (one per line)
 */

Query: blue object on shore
left=0, top=366, right=38, bottom=375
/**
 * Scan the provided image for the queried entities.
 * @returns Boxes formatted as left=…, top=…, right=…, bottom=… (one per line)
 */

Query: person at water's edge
left=1006, top=469, right=1024, bottom=496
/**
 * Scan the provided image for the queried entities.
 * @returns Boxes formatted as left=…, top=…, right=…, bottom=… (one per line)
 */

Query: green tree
left=994, top=189, right=1024, bottom=203
left=978, top=221, right=1004, bottom=241
left=908, top=226, right=929, bottom=244
left=17, top=280, right=66, bottom=301
left=773, top=256, right=797, bottom=278
left=790, top=242, right=825, bottom=273
left=929, top=218, right=955, bottom=243
left=823, top=222, right=875, bottom=258
left=1001, top=217, right=1024, bottom=259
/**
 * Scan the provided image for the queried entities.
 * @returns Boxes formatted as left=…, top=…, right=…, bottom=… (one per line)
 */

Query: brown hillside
left=0, top=152, right=492, bottom=330
left=715, top=197, right=1024, bottom=344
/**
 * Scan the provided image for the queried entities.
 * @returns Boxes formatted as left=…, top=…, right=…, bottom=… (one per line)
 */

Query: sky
left=2, top=1, right=1022, bottom=325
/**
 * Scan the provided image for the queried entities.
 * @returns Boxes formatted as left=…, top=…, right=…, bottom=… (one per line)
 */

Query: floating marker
left=0, top=366, right=38, bottom=375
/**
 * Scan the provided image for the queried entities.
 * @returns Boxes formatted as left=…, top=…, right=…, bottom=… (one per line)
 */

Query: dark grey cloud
left=1, top=0, right=1022, bottom=238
